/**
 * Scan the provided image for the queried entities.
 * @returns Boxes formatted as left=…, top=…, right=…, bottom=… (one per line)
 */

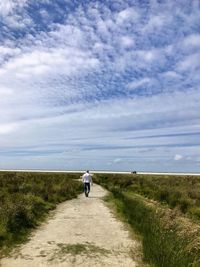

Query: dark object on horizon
left=131, top=171, right=137, bottom=174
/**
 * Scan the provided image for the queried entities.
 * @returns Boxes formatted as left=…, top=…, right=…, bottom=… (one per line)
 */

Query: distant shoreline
left=0, top=169, right=200, bottom=176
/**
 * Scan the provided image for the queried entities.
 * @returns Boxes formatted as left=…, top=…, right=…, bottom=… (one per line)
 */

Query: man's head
left=86, top=170, right=89, bottom=173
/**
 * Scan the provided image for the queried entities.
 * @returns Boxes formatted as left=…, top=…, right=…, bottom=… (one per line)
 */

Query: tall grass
left=94, top=173, right=200, bottom=220
left=0, top=171, right=82, bottom=253
left=94, top=173, right=200, bottom=267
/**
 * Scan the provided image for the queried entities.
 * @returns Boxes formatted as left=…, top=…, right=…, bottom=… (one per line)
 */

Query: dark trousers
left=84, top=182, right=90, bottom=194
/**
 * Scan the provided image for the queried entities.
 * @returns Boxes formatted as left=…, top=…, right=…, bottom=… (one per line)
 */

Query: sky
left=0, top=0, right=200, bottom=172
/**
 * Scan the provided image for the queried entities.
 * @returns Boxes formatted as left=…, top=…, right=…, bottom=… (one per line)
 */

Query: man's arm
left=82, top=176, right=84, bottom=183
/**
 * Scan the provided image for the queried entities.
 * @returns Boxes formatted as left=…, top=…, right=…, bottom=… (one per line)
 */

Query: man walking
left=82, top=170, right=93, bottom=197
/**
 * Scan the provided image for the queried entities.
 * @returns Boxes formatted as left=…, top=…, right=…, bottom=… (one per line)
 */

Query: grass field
left=94, top=173, right=200, bottom=220
left=1, top=171, right=200, bottom=266
left=94, top=173, right=200, bottom=267
left=0, top=171, right=82, bottom=255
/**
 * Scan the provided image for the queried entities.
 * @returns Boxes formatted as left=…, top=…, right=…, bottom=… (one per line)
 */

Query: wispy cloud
left=127, top=78, right=152, bottom=91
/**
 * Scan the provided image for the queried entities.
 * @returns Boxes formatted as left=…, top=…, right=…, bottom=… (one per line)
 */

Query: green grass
left=103, top=193, right=151, bottom=267
left=0, top=171, right=82, bottom=256
left=93, top=173, right=200, bottom=267
left=94, top=173, right=200, bottom=221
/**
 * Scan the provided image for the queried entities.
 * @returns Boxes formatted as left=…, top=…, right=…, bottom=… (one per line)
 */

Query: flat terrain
left=1, top=170, right=200, bottom=176
left=0, top=184, right=142, bottom=267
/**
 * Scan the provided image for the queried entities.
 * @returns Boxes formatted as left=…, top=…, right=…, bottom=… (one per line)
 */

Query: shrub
left=189, top=207, right=200, bottom=220
left=0, top=172, right=82, bottom=251
left=156, top=188, right=170, bottom=202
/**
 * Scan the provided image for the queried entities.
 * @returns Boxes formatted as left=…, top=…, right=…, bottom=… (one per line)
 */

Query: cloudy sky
left=0, top=0, right=200, bottom=172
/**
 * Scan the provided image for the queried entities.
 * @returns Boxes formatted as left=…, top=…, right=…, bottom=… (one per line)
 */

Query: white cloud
left=177, top=53, right=200, bottom=72
left=115, top=48, right=164, bottom=72
left=116, top=8, right=139, bottom=25
left=0, top=87, right=13, bottom=97
left=174, top=154, right=183, bottom=161
left=0, top=123, right=18, bottom=134
left=183, top=34, right=200, bottom=48
left=161, top=71, right=181, bottom=79
left=127, top=78, right=152, bottom=90
left=0, top=46, right=100, bottom=79
left=0, top=0, right=27, bottom=17
left=0, top=46, right=21, bottom=56
left=113, top=158, right=123, bottom=164
left=143, top=15, right=169, bottom=32
left=137, top=50, right=158, bottom=62
left=120, top=36, right=135, bottom=48
left=4, top=15, right=32, bottom=29
left=0, top=0, right=30, bottom=30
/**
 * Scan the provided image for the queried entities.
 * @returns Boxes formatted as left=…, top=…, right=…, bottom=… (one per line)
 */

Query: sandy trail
left=1, top=184, right=141, bottom=267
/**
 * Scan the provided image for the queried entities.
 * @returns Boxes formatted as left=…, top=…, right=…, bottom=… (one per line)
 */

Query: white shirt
left=82, top=173, right=92, bottom=183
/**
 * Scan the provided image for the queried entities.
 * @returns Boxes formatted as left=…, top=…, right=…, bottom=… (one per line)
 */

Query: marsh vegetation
left=0, top=171, right=82, bottom=255
left=94, top=173, right=200, bottom=267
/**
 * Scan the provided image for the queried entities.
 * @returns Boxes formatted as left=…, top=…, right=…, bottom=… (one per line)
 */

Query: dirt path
left=1, top=184, right=143, bottom=267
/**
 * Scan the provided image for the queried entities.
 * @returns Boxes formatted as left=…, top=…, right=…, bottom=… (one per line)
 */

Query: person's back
left=82, top=171, right=92, bottom=197
left=82, top=172, right=92, bottom=183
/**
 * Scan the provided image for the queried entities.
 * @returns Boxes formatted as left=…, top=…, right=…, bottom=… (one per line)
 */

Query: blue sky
left=0, top=0, right=200, bottom=172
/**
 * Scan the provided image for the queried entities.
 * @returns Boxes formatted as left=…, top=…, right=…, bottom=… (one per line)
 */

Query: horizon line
left=0, top=169, right=200, bottom=176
